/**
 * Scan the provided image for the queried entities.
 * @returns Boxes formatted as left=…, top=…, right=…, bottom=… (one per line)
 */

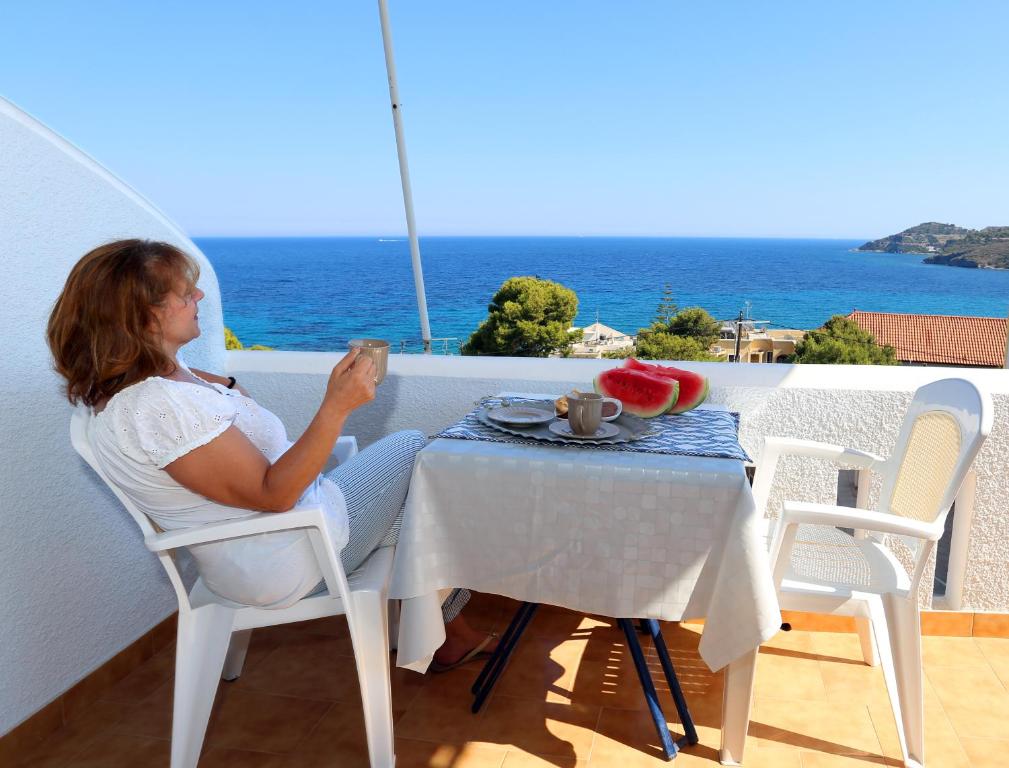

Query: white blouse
left=88, top=368, right=349, bottom=609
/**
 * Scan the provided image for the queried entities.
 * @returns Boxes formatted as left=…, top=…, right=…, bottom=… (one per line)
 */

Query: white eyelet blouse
left=89, top=368, right=348, bottom=609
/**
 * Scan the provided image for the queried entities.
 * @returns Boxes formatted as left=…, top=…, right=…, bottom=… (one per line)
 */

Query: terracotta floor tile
left=921, top=636, right=990, bottom=668
left=589, top=706, right=720, bottom=767
left=281, top=702, right=369, bottom=768
left=500, top=750, right=585, bottom=767
left=755, top=650, right=827, bottom=702
left=743, top=748, right=803, bottom=767
left=525, top=606, right=615, bottom=639
left=750, top=698, right=885, bottom=757
left=868, top=701, right=969, bottom=768
left=809, top=632, right=871, bottom=666
left=972, top=613, right=1009, bottom=638
left=107, top=681, right=175, bottom=740
left=972, top=637, right=1009, bottom=690
left=395, top=670, right=488, bottom=745
left=473, top=695, right=599, bottom=760
left=15, top=699, right=133, bottom=768
left=234, top=634, right=361, bottom=701
left=198, top=747, right=289, bottom=767
left=102, top=645, right=176, bottom=703
left=394, top=738, right=508, bottom=768
left=203, top=688, right=331, bottom=754
left=817, top=660, right=890, bottom=709
left=64, top=732, right=170, bottom=768
left=925, top=664, right=1009, bottom=733
left=493, top=636, right=589, bottom=702
left=798, top=753, right=898, bottom=766
left=958, top=737, right=1009, bottom=767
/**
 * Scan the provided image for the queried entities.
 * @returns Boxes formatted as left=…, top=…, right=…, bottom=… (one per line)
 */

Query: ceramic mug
left=348, top=338, right=390, bottom=385
left=568, top=392, right=604, bottom=436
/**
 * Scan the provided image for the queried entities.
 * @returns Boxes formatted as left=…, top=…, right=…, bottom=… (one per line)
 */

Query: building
left=712, top=319, right=805, bottom=363
left=848, top=310, right=1008, bottom=368
left=567, top=321, right=636, bottom=359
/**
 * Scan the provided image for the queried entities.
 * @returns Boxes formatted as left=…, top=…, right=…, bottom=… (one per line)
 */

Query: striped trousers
left=324, top=430, right=470, bottom=623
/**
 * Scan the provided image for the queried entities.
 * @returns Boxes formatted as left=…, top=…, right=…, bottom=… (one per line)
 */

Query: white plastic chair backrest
left=70, top=407, right=193, bottom=609
left=878, top=378, right=992, bottom=528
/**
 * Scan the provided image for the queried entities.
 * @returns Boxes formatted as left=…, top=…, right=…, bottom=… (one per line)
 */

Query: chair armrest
left=763, top=437, right=884, bottom=469
left=781, top=501, right=944, bottom=541
left=145, top=506, right=328, bottom=552
left=332, top=435, right=358, bottom=465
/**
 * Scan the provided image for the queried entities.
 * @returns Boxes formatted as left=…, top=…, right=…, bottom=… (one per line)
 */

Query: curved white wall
left=0, top=98, right=225, bottom=735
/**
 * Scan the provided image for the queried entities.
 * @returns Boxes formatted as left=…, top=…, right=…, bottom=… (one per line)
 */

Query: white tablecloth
left=390, top=434, right=781, bottom=674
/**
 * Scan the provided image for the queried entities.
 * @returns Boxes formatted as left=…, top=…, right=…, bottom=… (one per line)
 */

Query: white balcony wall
left=229, top=351, right=1009, bottom=613
left=0, top=99, right=226, bottom=735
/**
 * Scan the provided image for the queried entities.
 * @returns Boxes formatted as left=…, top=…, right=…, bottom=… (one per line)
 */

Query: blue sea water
left=194, top=237, right=1009, bottom=352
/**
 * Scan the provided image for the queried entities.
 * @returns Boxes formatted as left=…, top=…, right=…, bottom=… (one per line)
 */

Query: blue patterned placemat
left=435, top=398, right=750, bottom=462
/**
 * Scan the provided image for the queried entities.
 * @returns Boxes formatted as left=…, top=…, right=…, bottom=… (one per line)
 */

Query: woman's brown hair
left=47, top=239, right=201, bottom=407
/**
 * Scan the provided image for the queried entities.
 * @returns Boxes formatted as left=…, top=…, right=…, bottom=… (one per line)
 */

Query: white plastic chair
left=70, top=408, right=397, bottom=768
left=751, top=378, right=992, bottom=768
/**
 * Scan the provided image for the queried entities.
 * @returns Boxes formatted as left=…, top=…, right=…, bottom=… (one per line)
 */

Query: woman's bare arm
left=164, top=350, right=375, bottom=512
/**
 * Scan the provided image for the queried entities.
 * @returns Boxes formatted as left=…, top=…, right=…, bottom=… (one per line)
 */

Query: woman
left=47, top=239, right=494, bottom=670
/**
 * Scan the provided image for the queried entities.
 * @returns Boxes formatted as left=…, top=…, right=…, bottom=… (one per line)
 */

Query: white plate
left=547, top=421, right=621, bottom=440
left=486, top=405, right=555, bottom=426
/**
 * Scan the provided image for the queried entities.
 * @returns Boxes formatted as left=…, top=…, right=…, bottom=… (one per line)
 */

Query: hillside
left=858, top=222, right=1009, bottom=269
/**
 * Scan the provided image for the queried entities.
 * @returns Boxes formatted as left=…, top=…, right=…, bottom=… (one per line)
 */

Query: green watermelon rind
left=593, top=368, right=679, bottom=418
left=624, top=358, right=709, bottom=414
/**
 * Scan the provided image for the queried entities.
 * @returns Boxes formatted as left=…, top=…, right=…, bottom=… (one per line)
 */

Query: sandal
left=429, top=632, right=498, bottom=673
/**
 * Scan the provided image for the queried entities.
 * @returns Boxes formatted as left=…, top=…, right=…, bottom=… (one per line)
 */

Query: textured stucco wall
left=0, top=98, right=225, bottom=735
left=230, top=352, right=1009, bottom=612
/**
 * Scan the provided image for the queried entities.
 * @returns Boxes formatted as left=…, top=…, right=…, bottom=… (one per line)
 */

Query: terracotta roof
left=847, top=310, right=1007, bottom=367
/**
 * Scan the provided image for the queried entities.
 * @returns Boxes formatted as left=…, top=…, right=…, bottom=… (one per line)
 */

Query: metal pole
left=734, top=310, right=744, bottom=363
left=377, top=0, right=432, bottom=353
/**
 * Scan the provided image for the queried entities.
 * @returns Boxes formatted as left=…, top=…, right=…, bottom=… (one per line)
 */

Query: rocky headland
left=858, top=222, right=1009, bottom=269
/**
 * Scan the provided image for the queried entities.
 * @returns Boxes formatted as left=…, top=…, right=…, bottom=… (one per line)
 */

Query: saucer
left=547, top=421, right=621, bottom=440
left=486, top=405, right=555, bottom=426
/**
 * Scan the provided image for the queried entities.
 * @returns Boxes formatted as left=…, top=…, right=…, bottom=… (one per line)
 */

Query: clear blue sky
left=3, top=1, right=1007, bottom=238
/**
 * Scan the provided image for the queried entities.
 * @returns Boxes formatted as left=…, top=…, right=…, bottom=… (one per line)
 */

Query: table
left=389, top=407, right=780, bottom=765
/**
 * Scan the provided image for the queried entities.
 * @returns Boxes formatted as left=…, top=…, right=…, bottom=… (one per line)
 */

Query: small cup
left=568, top=392, right=603, bottom=436
left=348, top=339, right=390, bottom=385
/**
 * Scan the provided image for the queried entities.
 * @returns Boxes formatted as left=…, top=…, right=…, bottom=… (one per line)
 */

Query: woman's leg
left=324, top=430, right=474, bottom=624
left=326, top=429, right=426, bottom=574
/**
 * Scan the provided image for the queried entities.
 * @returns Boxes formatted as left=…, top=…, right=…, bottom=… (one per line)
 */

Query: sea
left=195, top=237, right=1009, bottom=353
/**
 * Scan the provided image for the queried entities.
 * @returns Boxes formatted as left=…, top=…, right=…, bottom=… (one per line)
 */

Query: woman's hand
left=322, top=348, right=376, bottom=416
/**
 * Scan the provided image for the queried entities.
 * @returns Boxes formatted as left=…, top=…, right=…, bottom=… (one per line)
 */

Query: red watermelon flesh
left=593, top=368, right=679, bottom=418
left=623, top=358, right=709, bottom=414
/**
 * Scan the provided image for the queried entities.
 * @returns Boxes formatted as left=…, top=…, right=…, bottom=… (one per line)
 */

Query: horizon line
left=190, top=233, right=869, bottom=241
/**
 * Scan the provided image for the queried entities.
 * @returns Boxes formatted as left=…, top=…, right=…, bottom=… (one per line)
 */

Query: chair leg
left=856, top=616, right=878, bottom=667
left=348, top=591, right=396, bottom=768
left=171, top=606, right=236, bottom=768
left=222, top=629, right=253, bottom=681
left=869, top=595, right=925, bottom=768
left=387, top=599, right=401, bottom=652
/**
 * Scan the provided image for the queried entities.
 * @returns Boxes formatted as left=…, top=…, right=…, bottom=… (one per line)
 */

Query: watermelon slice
left=624, top=358, right=709, bottom=414
left=593, top=368, right=679, bottom=418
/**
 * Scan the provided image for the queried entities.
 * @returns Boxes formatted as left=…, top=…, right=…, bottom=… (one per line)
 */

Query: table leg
left=642, top=619, right=698, bottom=746
left=619, top=619, right=679, bottom=760
left=471, top=602, right=539, bottom=713
left=719, top=648, right=757, bottom=766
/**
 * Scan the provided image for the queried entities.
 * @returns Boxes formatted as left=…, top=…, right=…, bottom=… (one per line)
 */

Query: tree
left=634, top=330, right=721, bottom=362
left=224, top=327, right=244, bottom=350
left=461, top=276, right=579, bottom=357
left=654, top=283, right=678, bottom=326
left=665, top=307, right=722, bottom=349
left=224, top=326, right=273, bottom=351
left=791, top=315, right=898, bottom=365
